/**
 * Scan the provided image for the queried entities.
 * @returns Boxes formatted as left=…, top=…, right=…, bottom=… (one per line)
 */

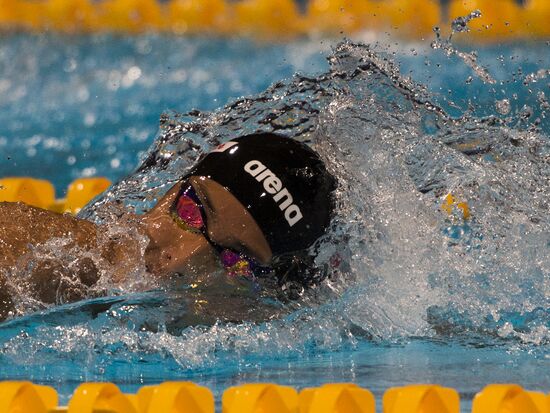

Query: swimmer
left=0, top=133, right=336, bottom=321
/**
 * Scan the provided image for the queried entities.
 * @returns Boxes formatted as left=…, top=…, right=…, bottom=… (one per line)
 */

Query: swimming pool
left=0, top=29, right=549, bottom=412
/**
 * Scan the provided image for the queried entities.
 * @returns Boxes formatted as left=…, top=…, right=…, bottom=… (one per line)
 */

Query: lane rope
left=0, top=0, right=548, bottom=40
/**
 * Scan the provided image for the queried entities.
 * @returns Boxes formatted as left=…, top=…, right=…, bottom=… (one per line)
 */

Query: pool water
left=0, top=35, right=329, bottom=192
left=0, top=31, right=549, bottom=412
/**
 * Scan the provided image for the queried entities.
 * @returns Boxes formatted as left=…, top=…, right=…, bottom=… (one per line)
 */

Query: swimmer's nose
left=142, top=213, right=218, bottom=277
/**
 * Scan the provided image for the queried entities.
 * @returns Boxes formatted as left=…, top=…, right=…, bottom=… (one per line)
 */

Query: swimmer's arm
left=27, top=257, right=100, bottom=305
left=0, top=202, right=102, bottom=309
left=0, top=202, right=99, bottom=268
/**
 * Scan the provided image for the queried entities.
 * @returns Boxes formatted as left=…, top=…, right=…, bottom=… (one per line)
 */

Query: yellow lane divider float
left=0, top=0, right=549, bottom=40
left=0, top=177, right=111, bottom=214
left=441, top=193, right=471, bottom=220
left=1, top=382, right=549, bottom=413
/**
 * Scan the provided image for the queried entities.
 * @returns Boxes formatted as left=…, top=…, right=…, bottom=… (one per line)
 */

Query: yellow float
left=380, top=0, right=441, bottom=38
left=44, top=0, right=98, bottom=33
left=0, top=381, right=549, bottom=413
left=0, top=381, right=58, bottom=413
left=384, top=384, right=460, bottom=413
left=306, top=0, right=382, bottom=36
left=0, top=0, right=549, bottom=40
left=0, top=177, right=111, bottom=214
left=167, top=0, right=230, bottom=35
left=441, top=193, right=471, bottom=220
left=449, top=0, right=525, bottom=40
left=95, top=0, right=165, bottom=33
left=523, top=0, right=550, bottom=38
left=234, top=0, right=304, bottom=39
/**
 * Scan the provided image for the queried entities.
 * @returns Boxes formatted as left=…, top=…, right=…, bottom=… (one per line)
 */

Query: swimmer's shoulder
left=0, top=201, right=97, bottom=246
left=0, top=201, right=71, bottom=227
left=0, top=201, right=54, bottom=216
left=0, top=200, right=81, bottom=220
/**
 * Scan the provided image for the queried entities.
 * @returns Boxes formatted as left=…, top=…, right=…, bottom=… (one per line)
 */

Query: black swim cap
left=189, top=133, right=336, bottom=256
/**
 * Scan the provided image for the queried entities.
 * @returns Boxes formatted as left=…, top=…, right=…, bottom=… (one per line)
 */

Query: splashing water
left=431, top=11, right=496, bottom=84
left=0, top=34, right=548, bottom=406
left=495, top=98, right=511, bottom=115
left=72, top=39, right=549, bottom=343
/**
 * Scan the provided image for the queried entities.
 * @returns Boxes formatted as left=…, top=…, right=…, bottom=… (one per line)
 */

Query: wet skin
left=0, top=176, right=272, bottom=320
left=142, top=176, right=272, bottom=277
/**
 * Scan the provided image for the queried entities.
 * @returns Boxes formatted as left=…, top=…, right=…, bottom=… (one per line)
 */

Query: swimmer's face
left=141, top=176, right=272, bottom=279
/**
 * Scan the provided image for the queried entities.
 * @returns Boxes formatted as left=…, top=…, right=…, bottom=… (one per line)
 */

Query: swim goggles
left=171, top=181, right=271, bottom=278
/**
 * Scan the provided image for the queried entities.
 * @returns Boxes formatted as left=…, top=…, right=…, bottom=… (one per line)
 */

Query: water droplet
left=495, top=99, right=511, bottom=115
left=63, top=58, right=77, bottom=73
left=84, top=113, right=96, bottom=127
